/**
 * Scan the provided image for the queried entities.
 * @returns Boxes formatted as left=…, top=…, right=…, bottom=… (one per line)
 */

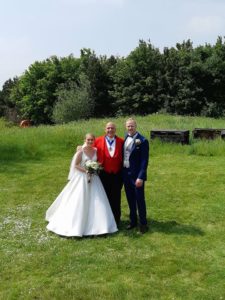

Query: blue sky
left=1, top=0, right=225, bottom=88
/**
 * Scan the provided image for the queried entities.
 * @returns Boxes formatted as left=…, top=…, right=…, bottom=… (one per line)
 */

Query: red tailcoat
left=94, top=136, right=124, bottom=174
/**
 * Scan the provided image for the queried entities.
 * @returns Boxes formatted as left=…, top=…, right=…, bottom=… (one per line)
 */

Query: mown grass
left=0, top=114, right=225, bottom=299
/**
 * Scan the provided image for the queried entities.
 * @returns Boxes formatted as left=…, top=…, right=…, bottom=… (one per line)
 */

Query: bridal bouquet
left=84, top=160, right=103, bottom=183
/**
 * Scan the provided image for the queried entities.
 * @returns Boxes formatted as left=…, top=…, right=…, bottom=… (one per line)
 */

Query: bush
left=52, top=74, right=94, bottom=124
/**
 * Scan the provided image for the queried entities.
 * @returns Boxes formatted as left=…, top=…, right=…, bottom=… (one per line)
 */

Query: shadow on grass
left=49, top=232, right=116, bottom=241
left=118, top=220, right=148, bottom=238
left=118, top=219, right=204, bottom=237
left=44, top=219, right=204, bottom=241
left=149, top=219, right=204, bottom=236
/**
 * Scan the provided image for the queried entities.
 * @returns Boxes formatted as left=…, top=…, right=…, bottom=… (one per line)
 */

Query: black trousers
left=99, top=171, right=123, bottom=225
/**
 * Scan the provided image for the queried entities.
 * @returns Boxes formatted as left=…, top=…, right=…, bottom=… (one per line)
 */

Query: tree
left=110, top=40, right=164, bottom=115
left=162, top=40, right=205, bottom=115
left=200, top=37, right=225, bottom=117
left=10, top=55, right=81, bottom=124
left=0, top=77, right=19, bottom=122
left=79, top=49, right=115, bottom=117
left=52, top=73, right=94, bottom=124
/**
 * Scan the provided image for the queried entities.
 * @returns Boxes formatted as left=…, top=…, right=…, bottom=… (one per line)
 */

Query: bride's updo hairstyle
left=85, top=133, right=95, bottom=140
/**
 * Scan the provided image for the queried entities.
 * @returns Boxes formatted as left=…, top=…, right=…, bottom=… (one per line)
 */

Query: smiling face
left=85, top=134, right=95, bottom=146
left=126, top=119, right=137, bottom=136
left=105, top=122, right=116, bottom=138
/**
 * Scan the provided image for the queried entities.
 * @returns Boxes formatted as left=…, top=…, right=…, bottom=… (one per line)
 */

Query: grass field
left=0, top=114, right=225, bottom=299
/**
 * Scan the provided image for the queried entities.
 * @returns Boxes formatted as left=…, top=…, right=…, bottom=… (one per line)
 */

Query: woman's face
left=85, top=135, right=95, bottom=146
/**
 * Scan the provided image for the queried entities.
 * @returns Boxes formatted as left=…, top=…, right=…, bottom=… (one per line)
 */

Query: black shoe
left=139, top=224, right=148, bottom=234
left=126, top=224, right=137, bottom=230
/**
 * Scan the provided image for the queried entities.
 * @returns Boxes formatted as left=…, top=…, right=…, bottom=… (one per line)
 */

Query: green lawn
left=0, top=114, right=225, bottom=299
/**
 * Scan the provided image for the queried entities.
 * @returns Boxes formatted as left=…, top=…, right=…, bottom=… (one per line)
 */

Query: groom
left=94, top=122, right=124, bottom=226
left=123, top=118, right=149, bottom=233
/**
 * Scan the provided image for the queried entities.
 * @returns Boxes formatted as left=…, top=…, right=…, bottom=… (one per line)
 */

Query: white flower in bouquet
left=85, top=160, right=102, bottom=173
left=84, top=160, right=103, bottom=182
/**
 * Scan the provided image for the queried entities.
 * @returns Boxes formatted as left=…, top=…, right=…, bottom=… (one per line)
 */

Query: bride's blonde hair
left=76, top=133, right=95, bottom=152
left=85, top=133, right=95, bottom=140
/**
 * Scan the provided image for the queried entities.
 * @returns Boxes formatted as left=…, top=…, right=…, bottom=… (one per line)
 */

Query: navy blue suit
left=123, top=132, right=149, bottom=226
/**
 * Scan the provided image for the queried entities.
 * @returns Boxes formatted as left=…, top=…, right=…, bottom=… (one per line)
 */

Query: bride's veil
left=67, top=144, right=86, bottom=180
left=68, top=153, right=78, bottom=180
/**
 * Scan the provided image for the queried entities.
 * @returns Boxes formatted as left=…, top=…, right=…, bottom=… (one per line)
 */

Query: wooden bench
left=221, top=130, right=225, bottom=140
left=150, top=130, right=190, bottom=144
left=192, top=128, right=225, bottom=140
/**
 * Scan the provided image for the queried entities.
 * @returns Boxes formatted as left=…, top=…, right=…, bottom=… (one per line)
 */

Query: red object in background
left=20, top=120, right=31, bottom=128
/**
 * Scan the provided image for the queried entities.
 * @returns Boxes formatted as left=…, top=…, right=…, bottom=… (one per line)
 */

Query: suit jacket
left=124, top=132, right=149, bottom=181
left=94, top=136, right=124, bottom=174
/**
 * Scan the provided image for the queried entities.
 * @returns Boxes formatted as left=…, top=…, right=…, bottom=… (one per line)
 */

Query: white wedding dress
left=46, top=149, right=118, bottom=237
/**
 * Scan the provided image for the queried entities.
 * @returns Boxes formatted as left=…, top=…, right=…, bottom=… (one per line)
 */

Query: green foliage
left=79, top=49, right=115, bottom=117
left=0, top=117, right=15, bottom=129
left=162, top=40, right=205, bottom=115
left=10, top=56, right=81, bottom=124
left=0, top=77, right=19, bottom=122
left=2, top=38, right=225, bottom=124
left=52, top=74, right=94, bottom=124
left=111, top=40, right=163, bottom=115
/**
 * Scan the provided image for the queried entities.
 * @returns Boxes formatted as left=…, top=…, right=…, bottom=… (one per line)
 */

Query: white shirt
left=123, top=133, right=138, bottom=168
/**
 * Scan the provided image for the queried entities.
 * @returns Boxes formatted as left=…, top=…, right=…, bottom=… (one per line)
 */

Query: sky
left=1, top=0, right=225, bottom=88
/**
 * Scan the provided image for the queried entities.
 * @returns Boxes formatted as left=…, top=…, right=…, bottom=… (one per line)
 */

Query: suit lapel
left=103, top=136, right=110, bottom=157
left=130, top=132, right=140, bottom=154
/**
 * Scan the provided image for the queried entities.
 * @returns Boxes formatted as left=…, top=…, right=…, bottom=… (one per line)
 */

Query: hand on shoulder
left=76, top=145, right=82, bottom=152
left=75, top=146, right=83, bottom=160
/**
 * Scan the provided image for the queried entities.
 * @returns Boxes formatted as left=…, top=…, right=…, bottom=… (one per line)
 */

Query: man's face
left=105, top=123, right=116, bottom=138
left=126, top=120, right=137, bottom=136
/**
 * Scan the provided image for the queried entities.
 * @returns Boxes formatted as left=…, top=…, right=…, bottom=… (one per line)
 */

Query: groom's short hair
left=126, top=118, right=137, bottom=126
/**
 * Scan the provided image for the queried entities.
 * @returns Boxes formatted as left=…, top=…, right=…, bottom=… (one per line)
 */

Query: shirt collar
left=128, top=132, right=138, bottom=139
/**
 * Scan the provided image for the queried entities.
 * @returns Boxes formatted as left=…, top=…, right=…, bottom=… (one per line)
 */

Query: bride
left=46, top=133, right=118, bottom=237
